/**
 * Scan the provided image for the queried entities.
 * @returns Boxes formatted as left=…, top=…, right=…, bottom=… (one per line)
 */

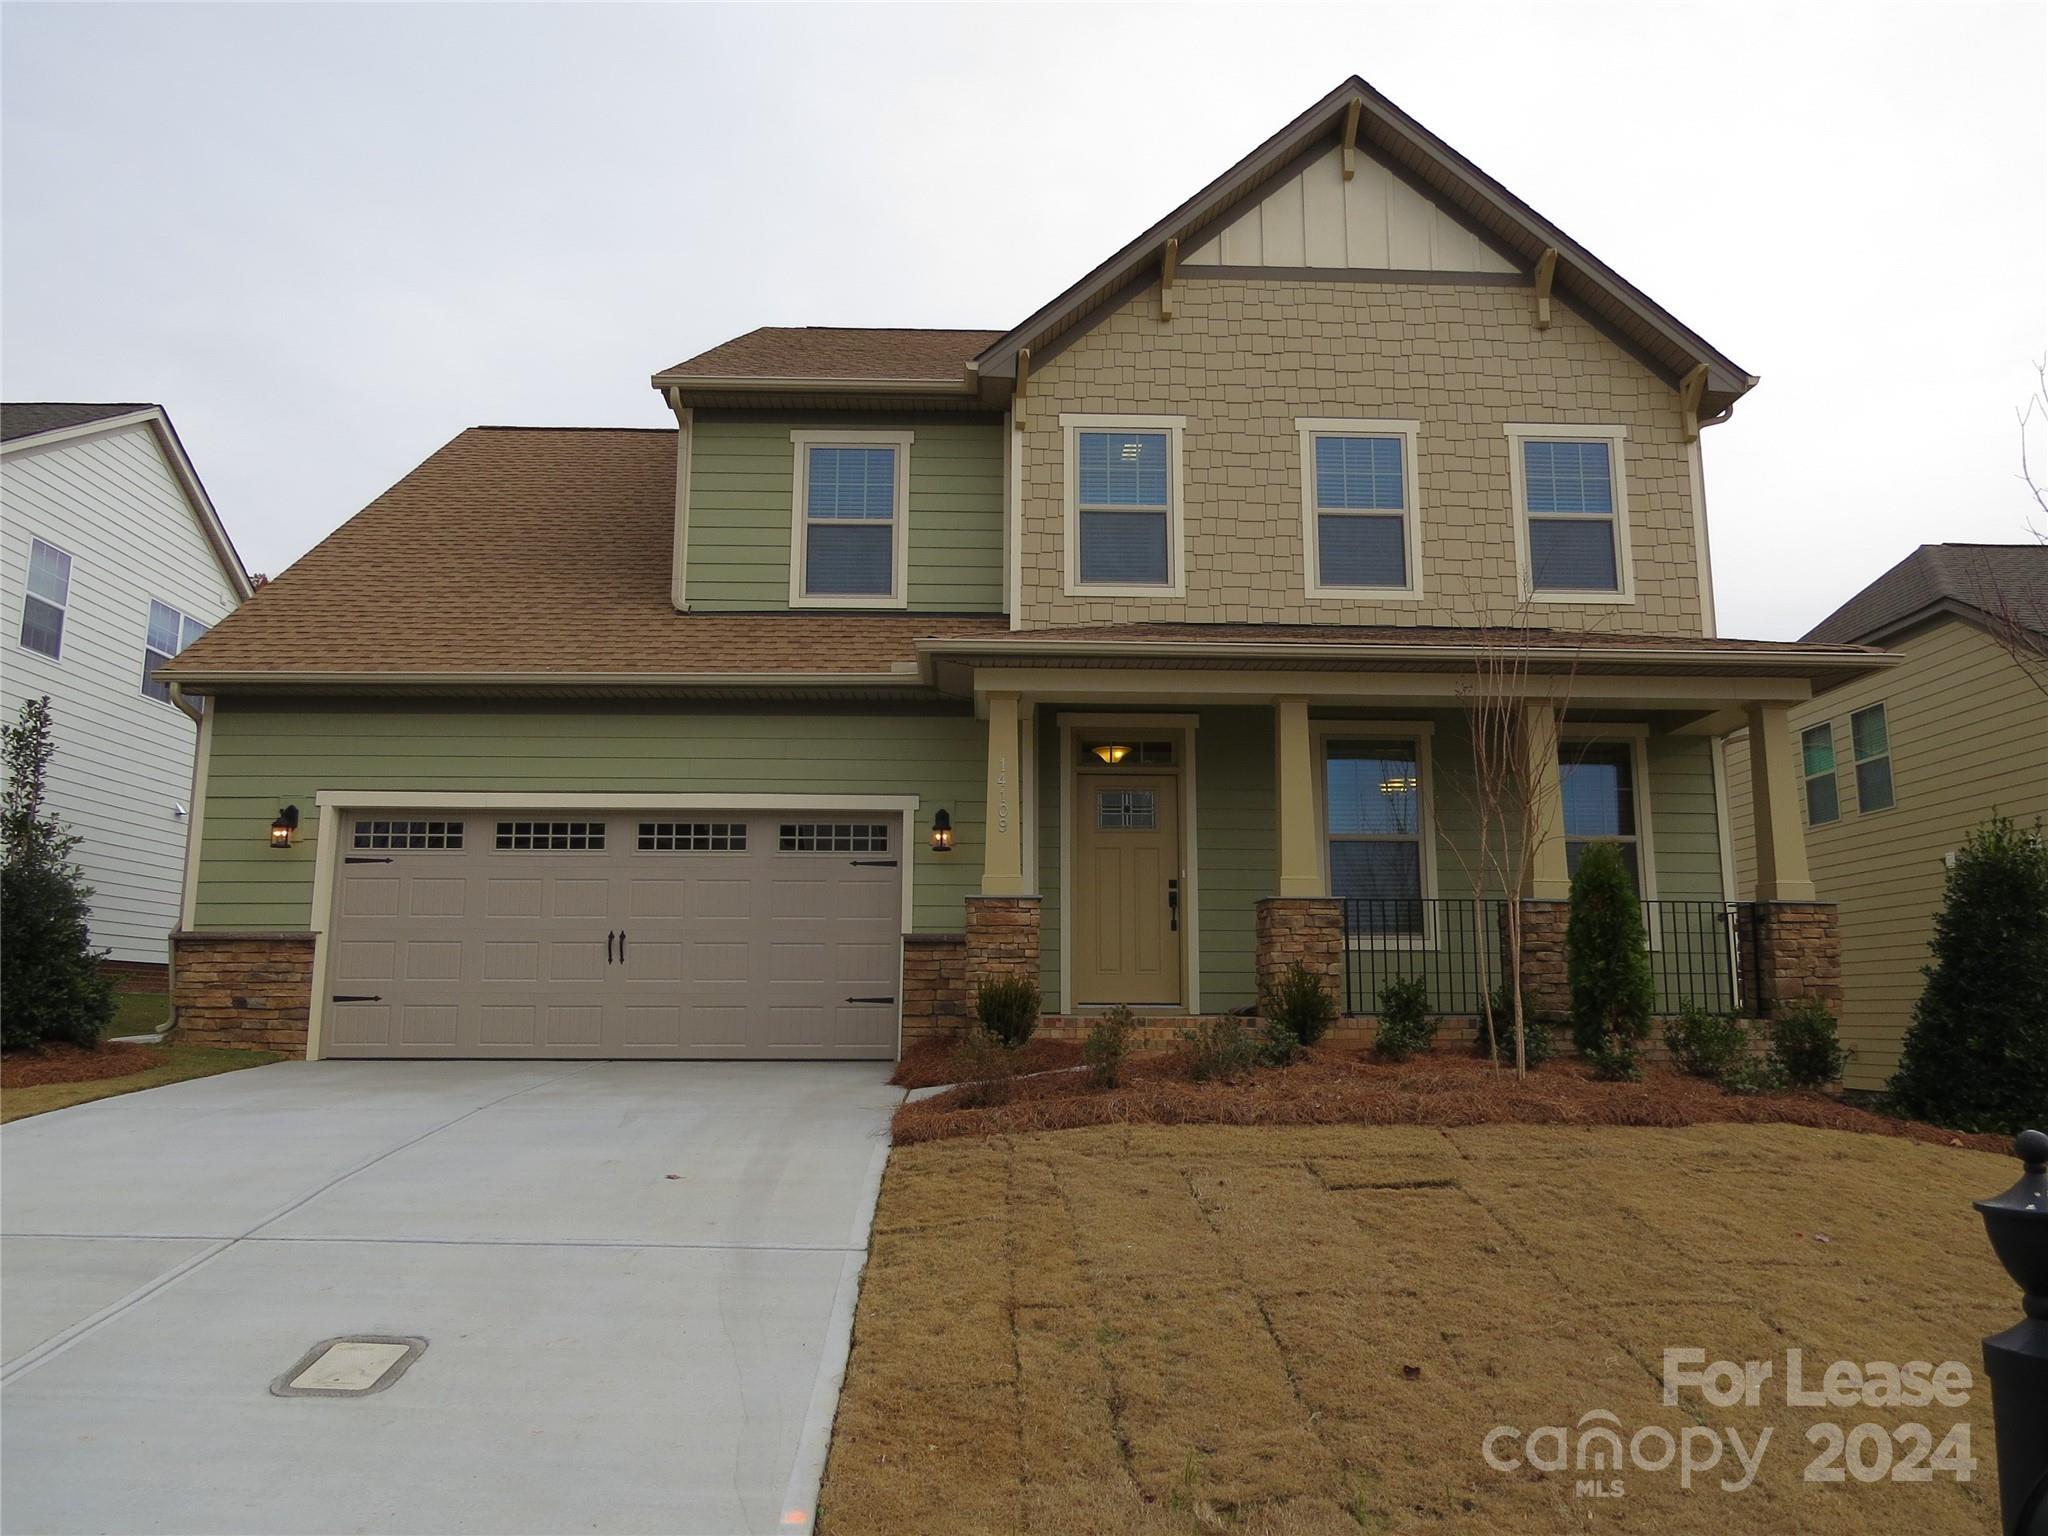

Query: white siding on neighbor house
left=0, top=421, right=243, bottom=965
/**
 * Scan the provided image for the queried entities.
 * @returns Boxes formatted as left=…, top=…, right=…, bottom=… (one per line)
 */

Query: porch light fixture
left=930, top=808, right=953, bottom=852
left=1092, top=743, right=1131, bottom=765
left=269, top=805, right=299, bottom=849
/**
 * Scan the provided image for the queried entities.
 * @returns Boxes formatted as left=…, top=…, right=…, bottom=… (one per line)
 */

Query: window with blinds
left=1310, top=434, right=1409, bottom=589
left=1075, top=429, right=1171, bottom=586
left=1324, top=738, right=1426, bottom=934
left=798, top=442, right=900, bottom=601
left=1520, top=437, right=1622, bottom=593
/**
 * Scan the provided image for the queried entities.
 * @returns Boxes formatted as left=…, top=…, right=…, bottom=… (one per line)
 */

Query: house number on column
left=995, top=757, right=1010, bottom=834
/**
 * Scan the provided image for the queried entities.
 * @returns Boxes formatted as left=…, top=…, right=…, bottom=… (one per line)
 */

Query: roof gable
left=1803, top=543, right=2048, bottom=644
left=1, top=401, right=156, bottom=443
left=972, top=77, right=1755, bottom=419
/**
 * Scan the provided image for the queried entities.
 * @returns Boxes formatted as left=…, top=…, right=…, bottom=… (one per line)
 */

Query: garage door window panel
left=354, top=819, right=464, bottom=851
left=495, top=820, right=607, bottom=851
left=780, top=822, right=890, bottom=854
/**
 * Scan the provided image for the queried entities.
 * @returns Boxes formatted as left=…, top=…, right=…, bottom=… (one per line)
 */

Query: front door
left=1073, top=774, right=1182, bottom=1006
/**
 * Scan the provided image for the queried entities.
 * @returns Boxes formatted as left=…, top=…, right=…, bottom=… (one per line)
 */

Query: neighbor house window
left=142, top=599, right=211, bottom=703
left=17, top=537, right=72, bottom=659
left=1063, top=415, right=1184, bottom=594
left=1559, top=741, right=1644, bottom=892
left=789, top=431, right=911, bottom=607
left=1801, top=722, right=1839, bottom=826
left=1850, top=704, right=1894, bottom=812
left=1508, top=426, right=1631, bottom=598
left=1297, top=419, right=1421, bottom=598
left=1324, top=738, right=1427, bottom=934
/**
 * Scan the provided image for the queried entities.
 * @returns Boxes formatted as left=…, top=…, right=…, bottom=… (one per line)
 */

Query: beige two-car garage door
left=323, top=811, right=904, bottom=1059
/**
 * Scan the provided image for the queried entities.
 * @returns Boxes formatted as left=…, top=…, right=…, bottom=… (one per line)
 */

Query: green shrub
left=1471, top=981, right=1555, bottom=1067
left=1663, top=1004, right=1749, bottom=1080
left=1256, top=1018, right=1303, bottom=1068
left=1768, top=998, right=1847, bottom=1088
left=975, top=974, right=1041, bottom=1048
left=1565, top=842, right=1655, bottom=1080
left=948, top=1025, right=1014, bottom=1107
left=1718, top=1057, right=1788, bottom=1098
left=1, top=697, right=113, bottom=1053
left=1373, top=974, right=1437, bottom=1061
left=1181, top=1016, right=1262, bottom=1082
left=1083, top=1005, right=1136, bottom=1089
left=1887, top=816, right=2048, bottom=1133
left=1261, top=961, right=1338, bottom=1049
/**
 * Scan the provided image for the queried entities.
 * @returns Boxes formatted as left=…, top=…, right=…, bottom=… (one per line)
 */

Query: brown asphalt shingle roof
left=2, top=402, right=156, bottom=443
left=160, top=427, right=1008, bottom=680
left=661, top=327, right=1000, bottom=382
left=1803, top=544, right=2048, bottom=644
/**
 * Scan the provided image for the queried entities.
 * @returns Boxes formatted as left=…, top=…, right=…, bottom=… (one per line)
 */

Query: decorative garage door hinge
left=848, top=858, right=898, bottom=867
left=344, top=856, right=394, bottom=864
left=330, top=994, right=383, bottom=1003
left=844, top=996, right=897, bottom=1005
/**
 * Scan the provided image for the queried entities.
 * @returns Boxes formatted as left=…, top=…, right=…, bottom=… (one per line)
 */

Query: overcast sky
left=4, top=1, right=2042, bottom=638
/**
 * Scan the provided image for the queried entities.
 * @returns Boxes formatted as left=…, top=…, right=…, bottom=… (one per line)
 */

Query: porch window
left=1559, top=742, right=1641, bottom=892
left=1324, top=738, right=1424, bottom=934
left=1850, top=704, right=1894, bottom=812
left=789, top=432, right=911, bottom=607
left=1801, top=722, right=1839, bottom=826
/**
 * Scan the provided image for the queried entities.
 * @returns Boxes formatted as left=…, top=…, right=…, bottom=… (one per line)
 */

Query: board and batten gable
left=1012, top=275, right=1707, bottom=632
left=684, top=414, right=1005, bottom=612
left=1723, top=615, right=2048, bottom=1093
left=0, top=419, right=245, bottom=964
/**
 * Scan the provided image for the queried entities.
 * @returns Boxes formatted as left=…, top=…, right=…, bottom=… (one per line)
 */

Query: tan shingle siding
left=1724, top=617, right=2048, bottom=1091
left=1014, top=279, right=1704, bottom=631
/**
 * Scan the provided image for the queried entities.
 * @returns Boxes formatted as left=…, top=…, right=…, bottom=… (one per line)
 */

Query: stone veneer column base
left=1501, top=900, right=1571, bottom=1022
left=170, top=931, right=316, bottom=1053
left=1255, top=898, right=1343, bottom=1010
left=964, top=895, right=1043, bottom=1004
left=1750, top=901, right=1842, bottom=1015
left=901, top=932, right=969, bottom=1046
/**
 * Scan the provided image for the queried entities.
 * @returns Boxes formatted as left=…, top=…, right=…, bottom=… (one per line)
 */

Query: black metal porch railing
left=1340, top=897, right=1760, bottom=1018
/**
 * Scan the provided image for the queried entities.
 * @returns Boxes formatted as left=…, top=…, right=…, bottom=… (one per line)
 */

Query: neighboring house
left=1723, top=544, right=2048, bottom=1093
left=160, top=77, right=1889, bottom=1063
left=1, top=402, right=255, bottom=979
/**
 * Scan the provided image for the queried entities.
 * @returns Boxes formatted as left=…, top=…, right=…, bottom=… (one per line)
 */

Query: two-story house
left=1724, top=543, right=2048, bottom=1093
left=1, top=402, right=254, bottom=983
left=159, top=79, right=1889, bottom=1062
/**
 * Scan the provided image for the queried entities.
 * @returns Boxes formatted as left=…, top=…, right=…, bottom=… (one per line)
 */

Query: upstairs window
left=1850, top=704, right=1894, bottom=812
left=1801, top=722, right=1840, bottom=826
left=18, top=538, right=72, bottom=659
left=1299, top=420, right=1421, bottom=597
left=1064, top=416, right=1184, bottom=594
left=1509, top=426, right=1631, bottom=599
left=142, top=599, right=210, bottom=703
left=1560, top=741, right=1643, bottom=893
left=790, top=432, right=910, bottom=607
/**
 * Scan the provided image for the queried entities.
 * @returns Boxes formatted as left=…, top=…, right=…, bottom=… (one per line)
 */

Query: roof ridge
left=467, top=424, right=673, bottom=434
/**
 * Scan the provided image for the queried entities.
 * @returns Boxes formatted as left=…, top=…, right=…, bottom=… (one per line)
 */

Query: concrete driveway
left=1, top=1060, right=901, bottom=1536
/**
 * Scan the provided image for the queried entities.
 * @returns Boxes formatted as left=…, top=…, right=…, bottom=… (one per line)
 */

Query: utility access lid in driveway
left=324, top=811, right=903, bottom=1059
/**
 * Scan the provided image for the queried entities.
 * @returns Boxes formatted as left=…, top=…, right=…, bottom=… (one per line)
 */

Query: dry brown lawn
left=818, top=1123, right=2014, bottom=1535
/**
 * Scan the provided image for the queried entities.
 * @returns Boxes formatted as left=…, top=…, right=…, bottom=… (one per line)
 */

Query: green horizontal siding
left=685, top=417, right=1004, bottom=611
left=194, top=700, right=985, bottom=933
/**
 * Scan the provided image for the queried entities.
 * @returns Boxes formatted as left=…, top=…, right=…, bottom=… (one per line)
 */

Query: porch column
left=979, top=691, right=1029, bottom=896
left=1275, top=696, right=1321, bottom=897
left=1744, top=700, right=1815, bottom=901
left=1522, top=702, right=1571, bottom=899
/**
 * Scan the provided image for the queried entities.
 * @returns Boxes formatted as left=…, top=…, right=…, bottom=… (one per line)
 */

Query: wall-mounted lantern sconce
left=269, top=805, right=300, bottom=849
left=930, top=808, right=953, bottom=852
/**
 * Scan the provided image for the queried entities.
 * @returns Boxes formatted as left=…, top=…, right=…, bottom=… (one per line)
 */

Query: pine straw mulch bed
left=891, top=1048, right=2009, bottom=1154
left=1, top=1042, right=159, bottom=1089
left=890, top=1037, right=1084, bottom=1089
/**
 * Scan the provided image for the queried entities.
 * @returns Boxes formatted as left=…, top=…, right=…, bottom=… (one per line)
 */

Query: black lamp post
left=1977, top=1128, right=2048, bottom=1536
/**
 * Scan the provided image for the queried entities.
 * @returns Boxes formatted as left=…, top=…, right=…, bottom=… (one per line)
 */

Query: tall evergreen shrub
left=1887, top=817, right=2048, bottom=1133
left=1565, top=841, right=1655, bottom=1079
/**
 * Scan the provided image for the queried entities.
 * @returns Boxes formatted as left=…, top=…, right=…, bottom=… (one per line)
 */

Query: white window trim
left=1295, top=418, right=1424, bottom=602
left=1312, top=720, right=1440, bottom=949
left=1848, top=703, right=1896, bottom=816
left=1799, top=720, right=1840, bottom=827
left=1505, top=423, right=1635, bottom=605
left=17, top=535, right=73, bottom=661
left=142, top=598, right=207, bottom=708
left=1060, top=414, right=1187, bottom=598
left=1558, top=725, right=1661, bottom=945
left=787, top=429, right=913, bottom=609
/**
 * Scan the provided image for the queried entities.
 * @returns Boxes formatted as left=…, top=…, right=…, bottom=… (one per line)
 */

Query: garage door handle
left=849, top=859, right=897, bottom=867
left=606, top=931, right=615, bottom=965
left=345, top=856, right=394, bottom=865
left=845, top=996, right=897, bottom=1005
left=331, top=994, right=382, bottom=1003
left=617, top=930, right=626, bottom=962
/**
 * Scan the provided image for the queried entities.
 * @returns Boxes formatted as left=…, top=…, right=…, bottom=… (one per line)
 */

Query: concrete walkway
left=1, top=1060, right=901, bottom=1535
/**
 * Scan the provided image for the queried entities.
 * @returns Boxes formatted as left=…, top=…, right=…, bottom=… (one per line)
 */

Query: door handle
left=617, top=930, right=626, bottom=964
left=606, top=931, right=615, bottom=965
left=1168, top=879, right=1181, bottom=933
